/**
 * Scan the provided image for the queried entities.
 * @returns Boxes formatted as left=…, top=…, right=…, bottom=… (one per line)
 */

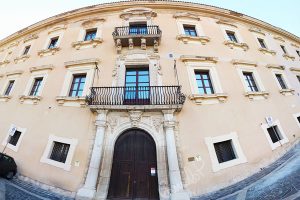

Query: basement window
left=214, top=140, right=236, bottom=163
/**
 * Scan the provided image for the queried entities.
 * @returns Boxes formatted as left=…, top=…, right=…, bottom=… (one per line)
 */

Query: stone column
left=77, top=110, right=108, bottom=200
left=163, top=110, right=190, bottom=200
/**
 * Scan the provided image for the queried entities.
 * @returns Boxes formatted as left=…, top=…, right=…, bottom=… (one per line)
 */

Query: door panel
left=107, top=129, right=159, bottom=200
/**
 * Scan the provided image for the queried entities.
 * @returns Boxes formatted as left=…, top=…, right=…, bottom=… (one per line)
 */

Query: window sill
left=56, top=96, right=87, bottom=107
left=279, top=89, right=295, bottom=96
left=37, top=47, right=60, bottom=57
left=14, top=55, right=30, bottom=64
left=189, top=93, right=228, bottom=105
left=40, top=157, right=71, bottom=171
left=244, top=91, right=269, bottom=100
left=176, top=34, right=210, bottom=45
left=19, top=95, right=42, bottom=105
left=0, top=95, right=12, bottom=102
left=0, top=60, right=10, bottom=67
left=258, top=48, right=276, bottom=56
left=72, top=38, right=103, bottom=50
left=283, top=54, right=295, bottom=61
left=224, top=40, right=249, bottom=51
left=213, top=157, right=247, bottom=172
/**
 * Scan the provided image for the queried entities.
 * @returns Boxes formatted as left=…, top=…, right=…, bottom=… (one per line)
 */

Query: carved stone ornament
left=81, top=18, right=105, bottom=28
left=108, top=117, right=118, bottom=132
left=173, top=12, right=201, bottom=21
left=129, top=111, right=143, bottom=127
left=152, top=117, right=162, bottom=132
left=120, top=7, right=157, bottom=20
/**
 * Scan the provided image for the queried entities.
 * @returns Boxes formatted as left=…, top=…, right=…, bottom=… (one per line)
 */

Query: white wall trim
left=40, top=134, right=78, bottom=171
left=205, top=132, right=247, bottom=172
left=1, top=124, right=27, bottom=152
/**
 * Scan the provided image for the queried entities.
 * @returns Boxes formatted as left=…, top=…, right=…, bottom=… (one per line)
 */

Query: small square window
left=8, top=130, right=22, bottom=146
left=23, top=45, right=31, bottom=55
left=195, top=70, right=214, bottom=94
left=280, top=45, right=287, bottom=54
left=214, top=140, right=236, bottom=163
left=48, top=37, right=59, bottom=49
left=183, top=25, right=197, bottom=37
left=266, top=126, right=283, bottom=143
left=69, top=74, right=86, bottom=97
left=243, top=72, right=259, bottom=92
left=49, top=142, right=70, bottom=163
left=275, top=74, right=287, bottom=89
left=84, top=29, right=97, bottom=41
left=4, top=80, right=15, bottom=96
left=258, top=38, right=267, bottom=49
left=226, top=30, right=238, bottom=43
left=30, top=77, right=43, bottom=96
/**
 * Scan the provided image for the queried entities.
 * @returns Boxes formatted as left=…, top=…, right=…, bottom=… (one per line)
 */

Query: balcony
left=86, top=86, right=185, bottom=111
left=112, top=25, right=162, bottom=53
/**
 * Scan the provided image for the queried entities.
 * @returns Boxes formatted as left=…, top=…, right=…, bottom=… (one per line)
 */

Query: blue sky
left=0, top=0, right=299, bottom=40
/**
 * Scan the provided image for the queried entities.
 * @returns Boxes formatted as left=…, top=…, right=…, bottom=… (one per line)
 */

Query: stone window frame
left=293, top=113, right=300, bottom=129
left=1, top=77, right=17, bottom=96
left=40, top=134, right=78, bottom=171
left=38, top=30, right=64, bottom=57
left=270, top=68, right=294, bottom=96
left=205, top=132, right=247, bottom=172
left=220, top=25, right=249, bottom=51
left=120, top=7, right=156, bottom=27
left=0, top=72, right=22, bottom=102
left=252, top=34, right=277, bottom=56
left=261, top=119, right=289, bottom=150
left=1, top=124, right=27, bottom=152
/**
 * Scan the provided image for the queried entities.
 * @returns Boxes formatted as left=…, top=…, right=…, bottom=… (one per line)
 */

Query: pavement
left=0, top=142, right=299, bottom=200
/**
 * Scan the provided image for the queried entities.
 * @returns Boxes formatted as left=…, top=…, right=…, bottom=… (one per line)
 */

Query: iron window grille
left=29, top=78, right=43, bottom=96
left=195, top=71, right=214, bottom=94
left=214, top=140, right=236, bottom=163
left=8, top=131, right=22, bottom=146
left=69, top=74, right=86, bottom=97
left=258, top=38, right=267, bottom=49
left=23, top=45, right=31, bottom=55
left=84, top=29, right=97, bottom=41
left=48, top=37, right=59, bottom=49
left=4, top=80, right=15, bottom=96
left=183, top=25, right=197, bottom=37
left=267, top=126, right=282, bottom=143
left=49, top=142, right=70, bottom=163
left=243, top=72, right=259, bottom=92
left=226, top=31, right=238, bottom=43
left=275, top=74, right=287, bottom=89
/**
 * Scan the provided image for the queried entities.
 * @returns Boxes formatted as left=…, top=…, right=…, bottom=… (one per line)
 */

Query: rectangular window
left=226, top=30, right=238, bottom=43
left=297, top=75, right=300, bottom=83
left=267, top=126, right=282, bottom=143
left=297, top=116, right=300, bottom=124
left=4, top=80, right=15, bottom=96
left=183, top=25, right=197, bottom=37
left=129, top=23, right=148, bottom=35
left=69, top=74, right=86, bottom=97
left=258, top=38, right=267, bottom=49
left=48, top=37, right=59, bottom=49
left=29, top=77, right=43, bottom=96
left=23, top=45, right=31, bottom=55
left=296, top=50, right=300, bottom=58
left=84, top=29, right=97, bottom=41
left=275, top=74, right=287, bottom=89
left=195, top=71, right=214, bottom=94
left=214, top=140, right=236, bottom=163
left=243, top=72, right=259, bottom=92
left=280, top=45, right=287, bottom=54
left=8, top=130, right=22, bottom=146
left=49, top=142, right=70, bottom=163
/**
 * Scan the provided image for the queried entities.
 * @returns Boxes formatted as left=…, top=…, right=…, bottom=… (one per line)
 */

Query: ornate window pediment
left=80, top=18, right=105, bottom=28
left=48, top=24, right=67, bottom=35
left=120, top=7, right=157, bottom=20
left=173, top=12, right=201, bottom=21
left=216, top=19, right=237, bottom=28
left=265, top=64, right=285, bottom=70
left=23, top=34, right=39, bottom=43
left=232, top=59, right=257, bottom=67
left=249, top=27, right=266, bottom=36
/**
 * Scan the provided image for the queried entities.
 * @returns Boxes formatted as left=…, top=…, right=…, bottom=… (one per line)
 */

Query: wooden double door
left=107, top=129, right=159, bottom=200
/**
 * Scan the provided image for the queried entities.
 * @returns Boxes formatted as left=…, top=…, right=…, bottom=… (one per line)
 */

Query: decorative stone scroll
left=180, top=55, right=218, bottom=63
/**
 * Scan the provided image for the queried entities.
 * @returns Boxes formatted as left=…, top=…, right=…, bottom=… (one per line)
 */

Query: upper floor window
left=280, top=45, right=287, bottom=54
left=4, top=80, right=15, bottom=96
left=243, top=72, right=259, bottom=92
left=183, top=25, right=197, bottom=36
left=49, top=142, right=70, bottom=163
left=258, top=38, right=267, bottom=49
left=275, top=74, right=287, bottom=89
left=195, top=71, right=214, bottom=94
left=129, top=22, right=148, bottom=35
left=29, top=77, right=43, bottom=96
left=226, top=30, right=238, bottom=43
left=48, top=37, right=59, bottom=49
left=8, top=130, right=22, bottom=146
left=297, top=75, right=300, bottom=83
left=296, top=50, right=300, bottom=58
left=84, top=29, right=97, bottom=41
left=69, top=74, right=86, bottom=97
left=23, top=45, right=31, bottom=55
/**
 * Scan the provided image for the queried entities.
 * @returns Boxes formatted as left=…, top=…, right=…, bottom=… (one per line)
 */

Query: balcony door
left=129, top=22, right=148, bottom=35
left=124, top=67, right=150, bottom=105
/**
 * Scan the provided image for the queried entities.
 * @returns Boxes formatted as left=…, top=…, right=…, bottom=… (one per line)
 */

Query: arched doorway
left=107, top=128, right=159, bottom=200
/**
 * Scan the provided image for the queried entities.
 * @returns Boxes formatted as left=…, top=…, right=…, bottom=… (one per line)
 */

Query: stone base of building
left=171, top=190, right=190, bottom=200
left=76, top=187, right=96, bottom=200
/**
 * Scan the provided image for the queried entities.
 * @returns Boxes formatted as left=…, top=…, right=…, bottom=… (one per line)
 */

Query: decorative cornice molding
left=265, top=64, right=285, bottom=70
left=72, top=38, right=103, bottom=49
left=216, top=19, right=237, bottom=28
left=232, top=59, right=257, bottom=67
left=64, top=58, right=100, bottom=68
left=224, top=40, right=249, bottom=51
left=6, top=70, right=24, bottom=77
left=176, top=35, right=210, bottom=45
left=19, top=95, right=42, bottom=105
left=273, top=35, right=285, bottom=42
left=180, top=55, right=218, bottom=63
left=258, top=48, right=276, bottom=56
left=120, top=7, right=157, bottom=20
left=14, top=55, right=30, bottom=64
left=249, top=27, right=266, bottom=36
left=56, top=96, right=87, bottom=107
left=81, top=18, right=105, bottom=28
left=290, top=67, right=300, bottom=73
left=291, top=43, right=300, bottom=48
left=37, top=47, right=61, bottom=57
left=48, top=24, right=67, bottom=35
left=173, top=12, right=201, bottom=21
left=283, top=53, right=295, bottom=61
left=23, top=34, right=39, bottom=43
left=30, top=65, right=54, bottom=73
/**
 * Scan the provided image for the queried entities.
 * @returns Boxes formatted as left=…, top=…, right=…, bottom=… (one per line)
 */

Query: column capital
left=95, top=110, right=108, bottom=128
left=163, top=120, right=176, bottom=129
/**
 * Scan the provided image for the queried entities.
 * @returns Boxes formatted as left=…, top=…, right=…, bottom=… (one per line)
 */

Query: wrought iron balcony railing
left=112, top=25, right=162, bottom=47
left=86, top=86, right=185, bottom=107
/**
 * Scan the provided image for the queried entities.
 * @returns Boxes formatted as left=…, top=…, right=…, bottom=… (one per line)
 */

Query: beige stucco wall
left=0, top=1, right=299, bottom=198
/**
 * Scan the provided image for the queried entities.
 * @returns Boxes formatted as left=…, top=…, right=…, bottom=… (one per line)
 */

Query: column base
left=76, top=187, right=96, bottom=200
left=171, top=190, right=190, bottom=200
